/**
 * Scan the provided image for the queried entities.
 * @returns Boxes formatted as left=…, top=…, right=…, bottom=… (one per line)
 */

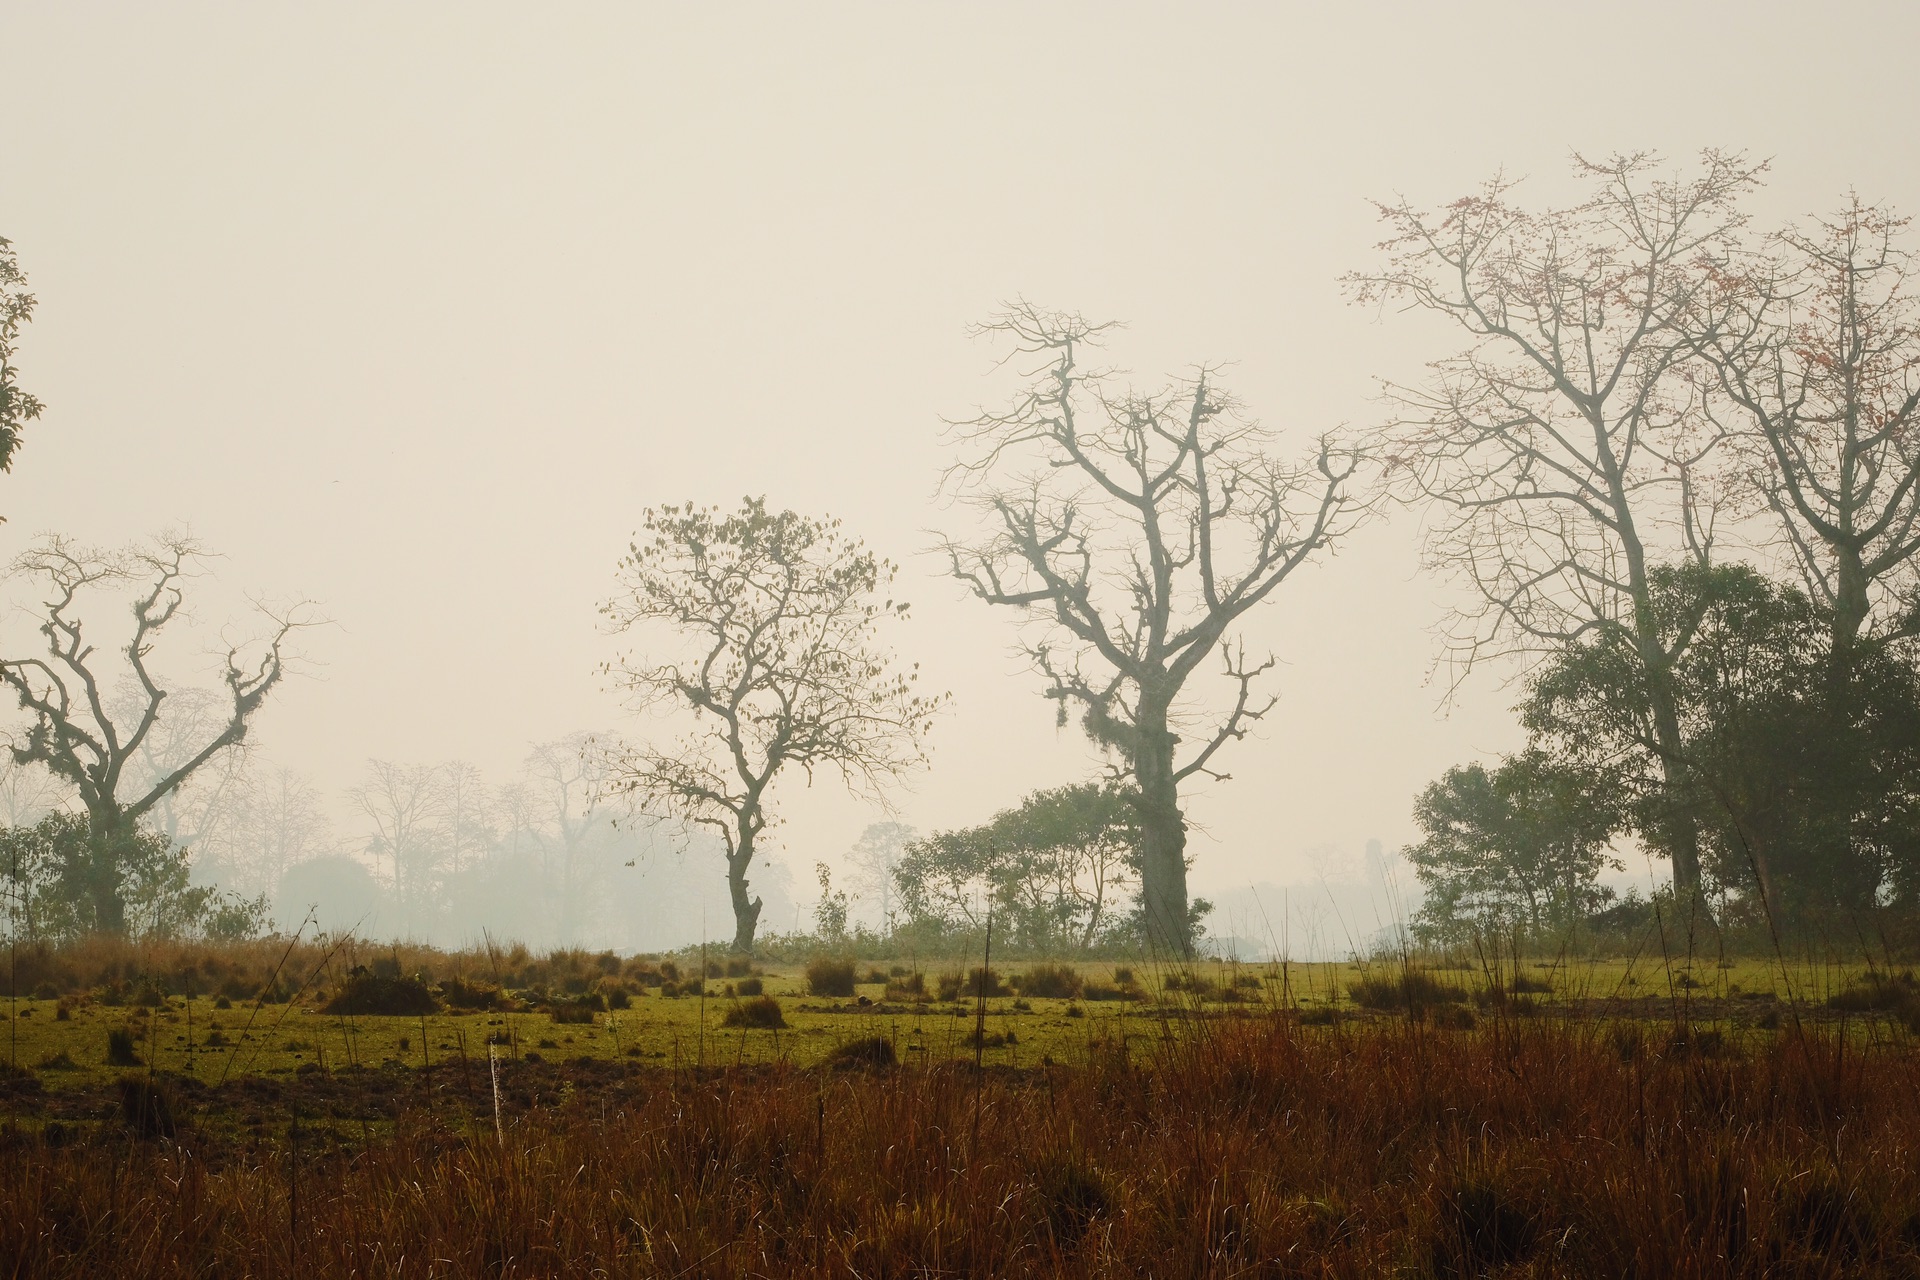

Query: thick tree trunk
left=1132, top=716, right=1191, bottom=959
left=84, top=807, right=129, bottom=936
left=727, top=827, right=765, bottom=955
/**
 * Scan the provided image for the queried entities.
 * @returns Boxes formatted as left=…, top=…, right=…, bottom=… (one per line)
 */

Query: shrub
left=440, top=977, right=513, bottom=1011
left=323, top=971, right=441, bottom=1016
left=721, top=995, right=787, bottom=1029
left=736, top=976, right=764, bottom=997
left=1111, top=967, right=1135, bottom=986
left=1349, top=970, right=1466, bottom=1012
left=885, top=972, right=926, bottom=1000
left=106, top=1027, right=141, bottom=1066
left=549, top=994, right=604, bottom=1024
left=725, top=957, right=753, bottom=978
left=605, top=987, right=632, bottom=1010
left=826, top=1035, right=895, bottom=1068
left=1015, top=964, right=1082, bottom=1000
left=807, top=957, right=857, bottom=997
left=117, top=1075, right=177, bottom=1139
left=864, top=968, right=889, bottom=985
left=1829, top=970, right=1920, bottom=1016
left=937, top=968, right=1008, bottom=1000
left=1035, top=1159, right=1110, bottom=1248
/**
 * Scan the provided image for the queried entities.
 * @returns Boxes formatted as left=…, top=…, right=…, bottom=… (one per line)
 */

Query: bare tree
left=523, top=734, right=614, bottom=945
left=603, top=498, right=945, bottom=953
left=0, top=756, right=64, bottom=830
left=0, top=534, right=314, bottom=933
left=939, top=303, right=1361, bottom=957
left=352, top=760, right=445, bottom=930
left=437, top=760, right=495, bottom=882
left=846, top=820, right=915, bottom=932
left=0, top=235, right=44, bottom=478
left=1691, top=198, right=1920, bottom=656
left=1349, top=152, right=1762, bottom=900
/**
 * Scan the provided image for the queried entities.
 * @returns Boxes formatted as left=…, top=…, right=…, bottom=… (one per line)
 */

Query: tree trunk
left=727, top=828, right=765, bottom=955
left=84, top=807, right=129, bottom=936
left=1132, top=714, right=1191, bottom=959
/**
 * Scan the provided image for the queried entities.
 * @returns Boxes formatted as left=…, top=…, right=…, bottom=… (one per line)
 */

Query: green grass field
left=0, top=949, right=1906, bottom=1090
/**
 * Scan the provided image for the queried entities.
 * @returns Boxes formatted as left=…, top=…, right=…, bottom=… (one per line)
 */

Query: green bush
left=721, top=995, right=786, bottom=1029
left=806, top=957, right=857, bottom=997
left=1014, top=963, right=1082, bottom=999
left=1348, top=970, right=1467, bottom=1012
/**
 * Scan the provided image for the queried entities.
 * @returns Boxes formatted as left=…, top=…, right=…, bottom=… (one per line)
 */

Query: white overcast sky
left=3, top=2, right=1918, bottom=903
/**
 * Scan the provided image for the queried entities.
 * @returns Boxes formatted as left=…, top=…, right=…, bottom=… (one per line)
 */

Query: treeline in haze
left=4, top=152, right=1920, bottom=962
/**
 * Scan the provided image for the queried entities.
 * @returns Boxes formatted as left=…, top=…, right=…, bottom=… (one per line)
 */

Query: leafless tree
left=352, top=760, right=445, bottom=928
left=0, top=235, right=43, bottom=479
left=846, top=820, right=914, bottom=931
left=437, top=760, right=495, bottom=881
left=0, top=757, right=65, bottom=830
left=1349, top=152, right=1763, bottom=900
left=523, top=734, right=614, bottom=944
left=1690, top=198, right=1920, bottom=656
left=603, top=498, right=945, bottom=953
left=939, top=303, right=1361, bottom=957
left=0, top=533, right=315, bottom=933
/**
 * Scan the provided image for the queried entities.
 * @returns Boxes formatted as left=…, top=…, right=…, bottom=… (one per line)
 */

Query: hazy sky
left=4, top=3, right=1919, bottom=909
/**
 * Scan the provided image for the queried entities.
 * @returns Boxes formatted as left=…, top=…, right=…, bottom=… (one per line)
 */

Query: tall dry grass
left=2, top=1008, right=1918, bottom=1276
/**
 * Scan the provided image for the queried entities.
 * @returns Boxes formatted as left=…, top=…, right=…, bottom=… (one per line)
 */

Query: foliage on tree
left=1525, top=563, right=1920, bottom=926
left=0, top=534, right=314, bottom=934
left=603, top=498, right=944, bottom=953
left=1406, top=751, right=1625, bottom=944
left=893, top=782, right=1162, bottom=953
left=0, top=235, right=43, bottom=477
left=0, top=811, right=269, bottom=944
left=940, top=304, right=1361, bottom=956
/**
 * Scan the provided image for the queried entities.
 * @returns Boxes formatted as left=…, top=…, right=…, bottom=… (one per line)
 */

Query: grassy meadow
left=4, top=938, right=1920, bottom=1275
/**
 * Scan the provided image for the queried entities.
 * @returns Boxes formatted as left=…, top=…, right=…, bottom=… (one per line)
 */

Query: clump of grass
left=323, top=970, right=441, bottom=1017
left=721, top=995, right=786, bottom=1029
left=1829, top=970, right=1920, bottom=1016
left=34, top=1050, right=76, bottom=1071
left=734, top=976, right=763, bottom=997
left=116, top=1075, right=177, bottom=1140
left=1348, top=970, right=1467, bottom=1012
left=548, top=994, right=604, bottom=1024
left=1014, top=963, right=1082, bottom=999
left=440, top=977, right=513, bottom=1011
left=106, top=1027, right=141, bottom=1066
left=937, top=968, right=1008, bottom=1000
left=826, top=1035, right=895, bottom=1068
left=806, top=957, right=857, bottom=997
left=884, top=972, right=926, bottom=1001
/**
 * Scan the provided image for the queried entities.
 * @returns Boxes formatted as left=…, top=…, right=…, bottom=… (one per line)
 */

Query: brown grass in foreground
left=3, top=1013, right=1920, bottom=1277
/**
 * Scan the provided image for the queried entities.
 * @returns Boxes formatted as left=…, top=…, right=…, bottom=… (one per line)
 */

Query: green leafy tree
left=893, top=782, right=1148, bottom=952
left=0, top=811, right=269, bottom=943
left=1527, top=563, right=1920, bottom=925
left=1406, top=751, right=1625, bottom=944
left=0, top=235, right=44, bottom=477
